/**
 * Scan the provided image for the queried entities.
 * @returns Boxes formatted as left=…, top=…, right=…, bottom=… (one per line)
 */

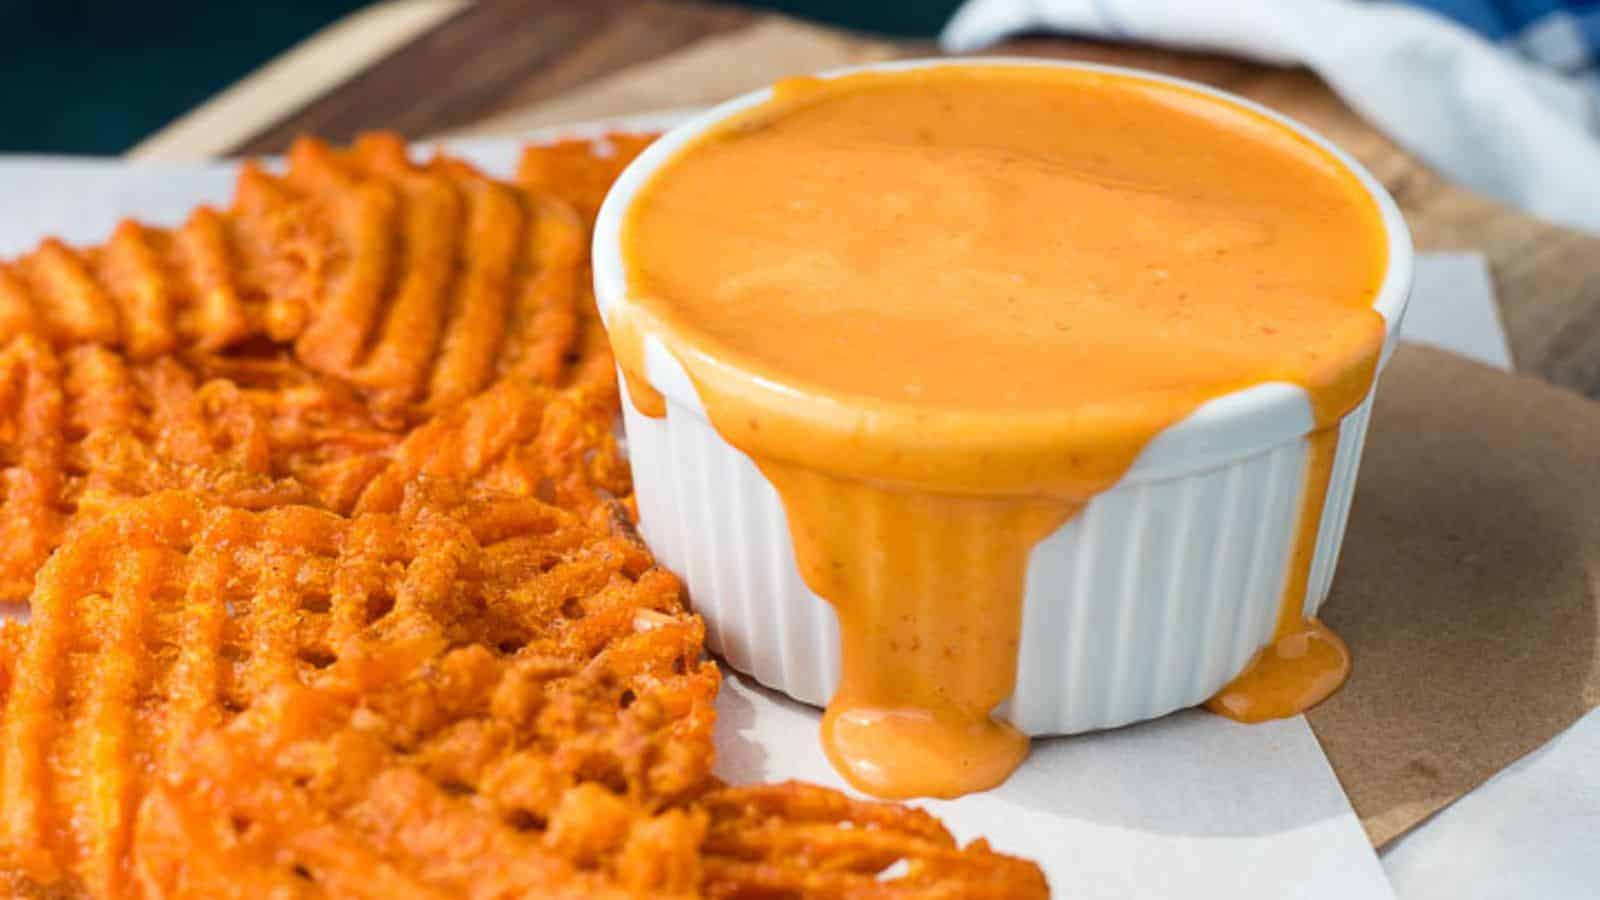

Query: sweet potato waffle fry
left=0, top=335, right=340, bottom=601
left=518, top=134, right=657, bottom=399
left=0, top=329, right=633, bottom=603
left=0, top=486, right=719, bottom=898
left=0, top=131, right=1047, bottom=897
left=0, top=136, right=631, bottom=602
left=516, top=133, right=656, bottom=227
left=0, top=136, right=597, bottom=411
left=700, top=782, right=1048, bottom=898
left=352, top=376, right=631, bottom=517
left=242, top=133, right=591, bottom=410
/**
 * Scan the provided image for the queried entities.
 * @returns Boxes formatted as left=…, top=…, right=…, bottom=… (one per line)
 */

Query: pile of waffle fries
left=0, top=133, right=1046, bottom=898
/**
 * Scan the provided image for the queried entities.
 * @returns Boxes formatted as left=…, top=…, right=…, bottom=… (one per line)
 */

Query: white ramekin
left=592, top=58, right=1414, bottom=736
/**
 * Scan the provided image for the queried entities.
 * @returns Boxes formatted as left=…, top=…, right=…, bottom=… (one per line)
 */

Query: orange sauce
left=1206, top=428, right=1351, bottom=722
left=617, top=66, right=1388, bottom=798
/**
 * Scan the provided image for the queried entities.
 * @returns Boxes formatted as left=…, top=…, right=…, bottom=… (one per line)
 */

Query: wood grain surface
left=234, top=0, right=756, bottom=155
left=168, top=0, right=1600, bottom=401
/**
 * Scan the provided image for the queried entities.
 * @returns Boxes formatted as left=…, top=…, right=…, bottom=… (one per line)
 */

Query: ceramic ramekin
left=592, top=58, right=1414, bottom=736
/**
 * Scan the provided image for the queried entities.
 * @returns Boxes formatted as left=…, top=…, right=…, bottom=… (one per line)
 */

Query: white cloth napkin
left=941, top=0, right=1600, bottom=234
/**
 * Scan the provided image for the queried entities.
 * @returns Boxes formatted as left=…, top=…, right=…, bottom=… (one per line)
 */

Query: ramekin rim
left=591, top=57, right=1416, bottom=480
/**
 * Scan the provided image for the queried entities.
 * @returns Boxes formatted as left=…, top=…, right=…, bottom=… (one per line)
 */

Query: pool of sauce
left=616, top=65, right=1387, bottom=799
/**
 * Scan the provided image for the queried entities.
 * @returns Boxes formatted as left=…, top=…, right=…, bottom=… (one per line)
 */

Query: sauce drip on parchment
left=617, top=65, right=1387, bottom=798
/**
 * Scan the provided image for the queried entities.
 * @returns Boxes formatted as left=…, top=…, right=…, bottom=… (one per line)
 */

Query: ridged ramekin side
left=623, top=376, right=1382, bottom=736
left=1005, top=392, right=1377, bottom=734
left=623, top=381, right=842, bottom=707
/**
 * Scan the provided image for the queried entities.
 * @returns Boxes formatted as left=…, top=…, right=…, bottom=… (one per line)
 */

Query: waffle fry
left=231, top=133, right=591, bottom=411
left=3, top=136, right=603, bottom=411
left=0, top=333, right=632, bottom=603
left=0, top=486, right=718, bottom=898
left=700, top=782, right=1048, bottom=898
left=516, top=133, right=657, bottom=227
left=132, top=700, right=1046, bottom=899
left=518, top=134, right=657, bottom=399
left=0, top=136, right=634, bottom=602
left=352, top=376, right=630, bottom=518
left=0, top=336, right=330, bottom=601
left=0, top=205, right=310, bottom=357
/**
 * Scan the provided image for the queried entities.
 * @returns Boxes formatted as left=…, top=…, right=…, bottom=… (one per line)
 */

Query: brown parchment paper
left=1310, top=343, right=1600, bottom=845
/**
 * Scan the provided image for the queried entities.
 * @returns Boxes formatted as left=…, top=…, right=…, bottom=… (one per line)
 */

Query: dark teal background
left=0, top=1, right=960, bottom=155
